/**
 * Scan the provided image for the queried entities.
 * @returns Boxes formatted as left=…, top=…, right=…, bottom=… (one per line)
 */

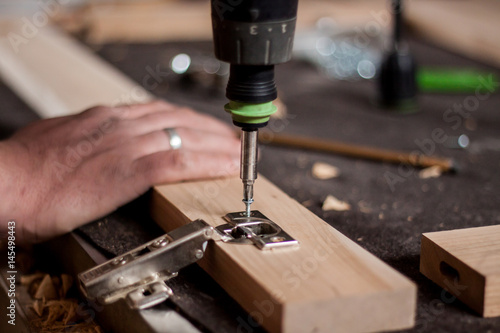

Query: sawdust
left=322, top=195, right=351, bottom=211
left=418, top=165, right=443, bottom=179
left=21, top=272, right=102, bottom=333
left=311, top=162, right=340, bottom=180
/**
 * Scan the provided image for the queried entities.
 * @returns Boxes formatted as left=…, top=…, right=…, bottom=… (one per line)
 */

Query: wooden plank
left=420, top=225, right=500, bottom=317
left=53, top=0, right=388, bottom=44
left=0, top=22, right=417, bottom=332
left=152, top=177, right=417, bottom=332
left=407, top=0, right=500, bottom=67
left=0, top=21, right=151, bottom=118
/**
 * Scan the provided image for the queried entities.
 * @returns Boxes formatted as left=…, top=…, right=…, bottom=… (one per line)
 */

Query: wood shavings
left=21, top=272, right=45, bottom=287
left=32, top=299, right=44, bottom=317
left=35, top=274, right=58, bottom=300
left=21, top=272, right=102, bottom=332
left=358, top=201, right=373, bottom=213
left=312, top=162, right=340, bottom=180
left=322, top=195, right=351, bottom=212
left=45, top=300, right=78, bottom=326
left=60, top=274, right=73, bottom=298
left=419, top=165, right=443, bottom=179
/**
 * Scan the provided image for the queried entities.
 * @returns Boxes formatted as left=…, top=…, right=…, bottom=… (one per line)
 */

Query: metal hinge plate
left=78, top=219, right=215, bottom=310
left=216, top=211, right=299, bottom=250
left=78, top=212, right=298, bottom=310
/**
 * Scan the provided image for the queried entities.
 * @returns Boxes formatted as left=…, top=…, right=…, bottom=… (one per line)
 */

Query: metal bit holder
left=78, top=220, right=216, bottom=310
left=216, top=211, right=299, bottom=250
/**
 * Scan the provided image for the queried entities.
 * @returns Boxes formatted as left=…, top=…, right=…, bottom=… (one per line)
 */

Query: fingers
left=121, top=109, right=237, bottom=138
left=174, top=128, right=240, bottom=155
left=68, top=101, right=237, bottom=155
left=133, top=150, right=239, bottom=186
left=115, top=100, right=179, bottom=119
left=116, top=128, right=240, bottom=161
left=80, top=111, right=236, bottom=157
left=80, top=100, right=178, bottom=123
left=65, top=101, right=176, bottom=136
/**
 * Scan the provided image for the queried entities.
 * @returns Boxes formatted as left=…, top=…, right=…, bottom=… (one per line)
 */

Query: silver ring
left=163, top=128, right=182, bottom=150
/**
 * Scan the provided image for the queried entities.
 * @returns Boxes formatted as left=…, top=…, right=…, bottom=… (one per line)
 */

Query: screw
left=117, top=276, right=125, bottom=284
left=204, top=228, right=214, bottom=238
left=113, top=257, right=127, bottom=265
left=194, top=249, right=204, bottom=259
left=153, top=238, right=168, bottom=247
left=270, top=236, right=285, bottom=243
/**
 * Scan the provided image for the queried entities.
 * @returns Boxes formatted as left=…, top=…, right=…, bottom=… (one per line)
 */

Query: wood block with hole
left=420, top=225, right=500, bottom=317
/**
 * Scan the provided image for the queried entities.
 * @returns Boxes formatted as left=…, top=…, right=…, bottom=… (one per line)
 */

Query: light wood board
left=407, top=0, right=500, bottom=68
left=0, top=21, right=151, bottom=118
left=421, top=225, right=500, bottom=317
left=0, top=22, right=416, bottom=332
left=152, top=177, right=416, bottom=332
left=52, top=0, right=388, bottom=44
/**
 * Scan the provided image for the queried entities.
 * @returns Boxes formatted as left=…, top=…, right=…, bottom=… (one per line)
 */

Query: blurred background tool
left=378, top=0, right=417, bottom=111
left=260, top=132, right=456, bottom=172
left=418, top=68, right=499, bottom=93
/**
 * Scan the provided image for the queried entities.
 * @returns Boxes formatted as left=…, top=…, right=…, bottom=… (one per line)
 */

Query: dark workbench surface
left=1, top=37, right=499, bottom=332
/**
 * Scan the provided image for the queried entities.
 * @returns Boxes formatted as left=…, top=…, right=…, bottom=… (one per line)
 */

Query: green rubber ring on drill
left=224, top=100, right=277, bottom=124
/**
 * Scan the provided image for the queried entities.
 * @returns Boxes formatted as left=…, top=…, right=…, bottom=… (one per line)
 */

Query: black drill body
left=211, top=0, right=299, bottom=109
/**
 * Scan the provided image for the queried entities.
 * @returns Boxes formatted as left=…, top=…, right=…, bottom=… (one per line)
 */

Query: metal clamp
left=216, top=211, right=299, bottom=250
left=78, top=220, right=215, bottom=310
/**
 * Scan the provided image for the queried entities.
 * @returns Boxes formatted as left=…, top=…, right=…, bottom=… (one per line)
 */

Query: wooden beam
left=152, top=177, right=416, bottom=332
left=0, top=21, right=151, bottom=118
left=407, top=0, right=500, bottom=68
left=421, top=225, right=500, bottom=318
left=0, top=22, right=417, bottom=332
left=52, top=0, right=389, bottom=44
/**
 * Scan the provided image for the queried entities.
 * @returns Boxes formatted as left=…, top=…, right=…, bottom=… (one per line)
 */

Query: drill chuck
left=211, top=0, right=299, bottom=106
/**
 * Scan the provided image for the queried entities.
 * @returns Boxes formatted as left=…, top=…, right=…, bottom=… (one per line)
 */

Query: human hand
left=0, top=101, right=240, bottom=244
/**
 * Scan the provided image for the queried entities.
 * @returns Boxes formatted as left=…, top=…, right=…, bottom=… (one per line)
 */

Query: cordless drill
left=210, top=0, right=299, bottom=216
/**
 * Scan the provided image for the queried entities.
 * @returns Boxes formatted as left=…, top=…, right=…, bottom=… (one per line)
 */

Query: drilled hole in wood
left=440, top=261, right=460, bottom=282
